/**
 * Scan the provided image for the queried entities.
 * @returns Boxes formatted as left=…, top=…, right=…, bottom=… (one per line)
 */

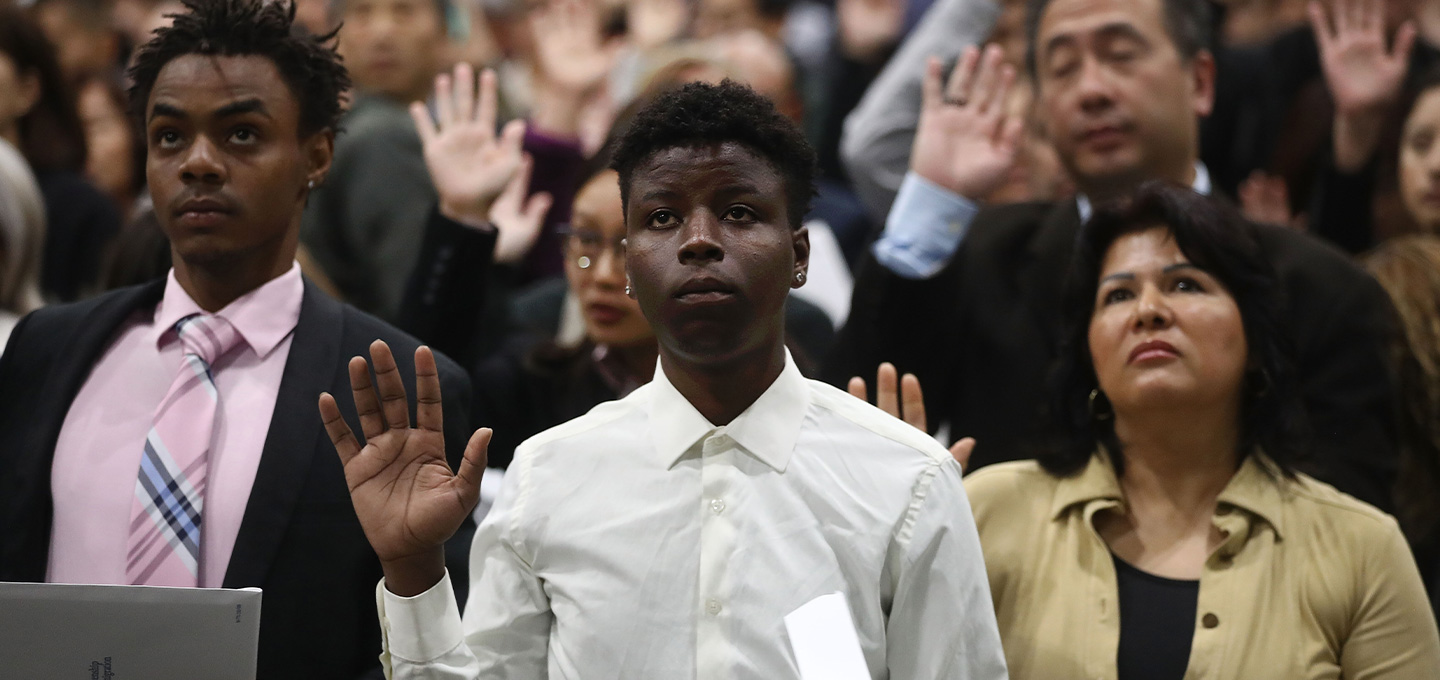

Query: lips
left=673, top=276, right=737, bottom=304
left=1079, top=123, right=1131, bottom=148
left=174, top=196, right=236, bottom=228
left=586, top=301, right=628, bottom=325
left=1128, top=339, right=1180, bottom=364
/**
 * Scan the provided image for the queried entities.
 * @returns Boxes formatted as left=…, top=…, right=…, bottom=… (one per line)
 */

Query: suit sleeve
left=1294, top=266, right=1399, bottom=512
left=824, top=246, right=969, bottom=436
left=839, top=0, right=1000, bottom=219
left=397, top=209, right=498, bottom=368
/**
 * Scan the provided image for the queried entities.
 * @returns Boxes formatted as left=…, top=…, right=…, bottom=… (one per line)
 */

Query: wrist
left=381, top=550, right=446, bottom=598
left=439, top=199, right=497, bottom=231
left=1333, top=111, right=1386, bottom=173
left=530, top=82, right=588, bottom=138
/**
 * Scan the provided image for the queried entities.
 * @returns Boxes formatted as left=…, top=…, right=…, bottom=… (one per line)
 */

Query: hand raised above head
left=411, top=63, right=528, bottom=231
left=318, top=340, right=489, bottom=596
left=910, top=45, right=1024, bottom=201
left=847, top=362, right=976, bottom=472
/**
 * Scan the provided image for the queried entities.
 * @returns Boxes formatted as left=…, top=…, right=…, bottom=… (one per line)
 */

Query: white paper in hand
left=783, top=591, right=870, bottom=680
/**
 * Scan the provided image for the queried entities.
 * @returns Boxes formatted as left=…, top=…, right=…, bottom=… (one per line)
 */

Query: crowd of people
left=1, top=0, right=1439, bottom=677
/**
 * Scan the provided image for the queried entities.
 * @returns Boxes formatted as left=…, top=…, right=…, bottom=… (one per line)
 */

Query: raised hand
left=411, top=63, right=527, bottom=230
left=490, top=154, right=554, bottom=264
left=627, top=0, right=689, bottom=50
left=1310, top=0, right=1416, bottom=170
left=911, top=45, right=1024, bottom=201
left=837, top=0, right=905, bottom=62
left=319, top=340, right=489, bottom=597
left=847, top=362, right=976, bottom=471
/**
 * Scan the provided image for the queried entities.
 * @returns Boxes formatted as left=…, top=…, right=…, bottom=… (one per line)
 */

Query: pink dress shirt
left=47, top=264, right=304, bottom=588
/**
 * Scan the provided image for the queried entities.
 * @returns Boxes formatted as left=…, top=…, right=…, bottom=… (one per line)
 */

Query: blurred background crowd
left=3, top=0, right=1440, bottom=624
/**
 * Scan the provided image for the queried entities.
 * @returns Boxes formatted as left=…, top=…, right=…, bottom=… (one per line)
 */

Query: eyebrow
left=1099, top=262, right=1203, bottom=284
left=1043, top=20, right=1146, bottom=58
left=639, top=189, right=681, bottom=202
left=148, top=97, right=270, bottom=123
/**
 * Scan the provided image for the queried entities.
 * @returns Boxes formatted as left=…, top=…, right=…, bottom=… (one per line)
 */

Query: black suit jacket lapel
left=223, top=281, right=343, bottom=588
left=2, top=282, right=165, bottom=580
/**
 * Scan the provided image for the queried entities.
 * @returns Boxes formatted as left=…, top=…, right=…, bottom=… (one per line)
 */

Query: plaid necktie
left=126, top=313, right=242, bottom=586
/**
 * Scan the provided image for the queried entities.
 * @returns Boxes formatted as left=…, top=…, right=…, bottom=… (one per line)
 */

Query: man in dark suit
left=0, top=2, right=470, bottom=678
left=828, top=0, right=1400, bottom=509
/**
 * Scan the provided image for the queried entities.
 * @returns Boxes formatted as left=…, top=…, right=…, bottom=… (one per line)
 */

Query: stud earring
left=794, top=271, right=806, bottom=285
left=625, top=283, right=632, bottom=296
left=307, top=179, right=315, bottom=189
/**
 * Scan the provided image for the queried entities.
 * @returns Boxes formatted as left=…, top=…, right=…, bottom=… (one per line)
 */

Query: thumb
left=452, top=428, right=492, bottom=512
left=522, top=191, right=554, bottom=229
left=949, top=437, right=976, bottom=473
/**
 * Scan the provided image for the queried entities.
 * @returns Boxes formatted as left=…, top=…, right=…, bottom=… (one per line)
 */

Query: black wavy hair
left=609, top=79, right=816, bottom=230
left=1025, top=0, right=1211, bottom=80
left=1041, top=182, right=1308, bottom=477
left=0, top=3, right=87, bottom=172
left=126, top=0, right=350, bottom=139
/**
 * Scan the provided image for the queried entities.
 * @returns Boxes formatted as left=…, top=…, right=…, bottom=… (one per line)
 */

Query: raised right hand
left=910, top=45, right=1024, bottom=202
left=411, top=63, right=527, bottom=230
left=319, top=340, right=489, bottom=596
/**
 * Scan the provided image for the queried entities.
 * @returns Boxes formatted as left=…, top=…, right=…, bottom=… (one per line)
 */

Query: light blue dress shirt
left=873, top=163, right=1213, bottom=279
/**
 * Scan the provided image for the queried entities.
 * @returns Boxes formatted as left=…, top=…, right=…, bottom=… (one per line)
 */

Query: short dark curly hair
left=1041, top=182, right=1309, bottom=478
left=610, top=80, right=816, bottom=230
left=127, top=0, right=350, bottom=139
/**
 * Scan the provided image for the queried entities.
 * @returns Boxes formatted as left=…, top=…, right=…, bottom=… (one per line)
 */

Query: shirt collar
left=1050, top=445, right=1288, bottom=540
left=1075, top=161, right=1212, bottom=223
left=152, top=262, right=305, bottom=359
left=647, top=349, right=811, bottom=472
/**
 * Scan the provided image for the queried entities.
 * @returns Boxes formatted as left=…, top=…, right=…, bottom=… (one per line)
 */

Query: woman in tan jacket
left=855, top=182, right=1440, bottom=678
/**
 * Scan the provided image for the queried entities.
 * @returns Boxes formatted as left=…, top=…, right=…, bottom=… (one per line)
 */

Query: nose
left=1075, top=57, right=1114, bottom=113
left=1131, top=284, right=1173, bottom=331
left=592, top=240, right=626, bottom=289
left=678, top=212, right=724, bottom=264
left=179, top=134, right=226, bottom=185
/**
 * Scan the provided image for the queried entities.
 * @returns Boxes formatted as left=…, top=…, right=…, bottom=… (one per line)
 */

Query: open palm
left=1310, top=0, right=1415, bottom=116
left=911, top=45, right=1023, bottom=201
left=411, top=63, right=527, bottom=227
left=319, top=341, right=488, bottom=565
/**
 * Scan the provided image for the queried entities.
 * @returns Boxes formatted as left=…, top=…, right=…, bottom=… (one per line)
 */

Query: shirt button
left=710, top=499, right=726, bottom=514
left=1202, top=612, right=1220, bottom=629
left=705, top=599, right=722, bottom=615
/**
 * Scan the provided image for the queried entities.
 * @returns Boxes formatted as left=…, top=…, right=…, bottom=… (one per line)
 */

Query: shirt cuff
left=871, top=172, right=980, bottom=279
left=377, top=571, right=467, bottom=663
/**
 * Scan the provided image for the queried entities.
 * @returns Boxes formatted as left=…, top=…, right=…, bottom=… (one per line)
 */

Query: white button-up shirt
left=377, top=353, right=1007, bottom=680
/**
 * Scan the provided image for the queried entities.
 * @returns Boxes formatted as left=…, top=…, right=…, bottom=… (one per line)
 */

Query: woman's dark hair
left=0, top=3, right=88, bottom=172
left=610, top=79, right=815, bottom=230
left=127, top=0, right=350, bottom=139
left=1040, top=181, right=1309, bottom=477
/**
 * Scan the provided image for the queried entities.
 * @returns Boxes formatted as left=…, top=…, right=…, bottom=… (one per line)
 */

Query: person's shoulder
left=1255, top=222, right=1372, bottom=284
left=510, top=387, right=646, bottom=464
left=16, top=283, right=156, bottom=339
left=1284, top=472, right=1400, bottom=535
left=962, top=459, right=1056, bottom=509
left=806, top=379, right=950, bottom=464
left=966, top=200, right=1071, bottom=256
left=329, top=297, right=465, bottom=379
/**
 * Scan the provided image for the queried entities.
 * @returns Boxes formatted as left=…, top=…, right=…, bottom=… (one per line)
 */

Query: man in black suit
left=0, top=2, right=470, bottom=678
left=829, top=0, right=1400, bottom=509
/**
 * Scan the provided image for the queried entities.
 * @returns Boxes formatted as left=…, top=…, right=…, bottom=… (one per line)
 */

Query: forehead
left=1407, top=89, right=1440, bottom=130
left=630, top=142, right=784, bottom=192
left=1038, top=0, right=1167, bottom=44
left=147, top=54, right=298, bottom=120
left=1100, top=226, right=1187, bottom=273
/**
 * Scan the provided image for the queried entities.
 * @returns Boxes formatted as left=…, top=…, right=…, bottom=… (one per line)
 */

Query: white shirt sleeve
left=376, top=453, right=553, bottom=679
left=885, top=458, right=1009, bottom=680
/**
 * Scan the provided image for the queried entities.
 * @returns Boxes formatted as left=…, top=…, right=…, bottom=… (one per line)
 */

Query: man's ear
left=1190, top=49, right=1217, bottom=119
left=791, top=225, right=810, bottom=288
left=305, top=129, right=336, bottom=188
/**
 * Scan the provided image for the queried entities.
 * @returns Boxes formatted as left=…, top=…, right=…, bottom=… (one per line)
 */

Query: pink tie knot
left=174, top=314, right=242, bottom=367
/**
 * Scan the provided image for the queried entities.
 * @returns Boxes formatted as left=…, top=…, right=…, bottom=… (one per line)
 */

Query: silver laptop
left=0, top=582, right=261, bottom=679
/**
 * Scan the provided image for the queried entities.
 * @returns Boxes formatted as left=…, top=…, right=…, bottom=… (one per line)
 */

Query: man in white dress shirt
left=319, top=79, right=1008, bottom=679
